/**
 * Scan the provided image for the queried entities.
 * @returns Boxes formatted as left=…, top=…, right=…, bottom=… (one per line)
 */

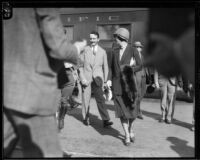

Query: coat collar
left=120, top=45, right=129, bottom=64
left=113, top=44, right=132, bottom=66
left=113, top=47, right=120, bottom=67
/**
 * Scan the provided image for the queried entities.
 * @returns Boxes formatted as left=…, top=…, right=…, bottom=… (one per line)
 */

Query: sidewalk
left=59, top=98, right=194, bottom=158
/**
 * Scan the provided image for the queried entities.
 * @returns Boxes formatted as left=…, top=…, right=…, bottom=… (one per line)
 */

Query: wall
left=60, top=9, right=149, bottom=49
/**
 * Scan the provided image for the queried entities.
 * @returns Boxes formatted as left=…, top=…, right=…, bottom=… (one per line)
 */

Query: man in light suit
left=133, top=41, right=147, bottom=120
left=79, top=31, right=113, bottom=127
left=3, top=8, right=86, bottom=158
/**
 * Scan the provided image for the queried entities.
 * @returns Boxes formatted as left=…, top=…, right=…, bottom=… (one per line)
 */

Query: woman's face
left=136, top=46, right=142, bottom=52
left=115, top=36, right=122, bottom=46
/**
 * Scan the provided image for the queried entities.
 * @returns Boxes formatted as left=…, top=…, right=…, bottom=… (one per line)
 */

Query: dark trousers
left=58, top=68, right=75, bottom=120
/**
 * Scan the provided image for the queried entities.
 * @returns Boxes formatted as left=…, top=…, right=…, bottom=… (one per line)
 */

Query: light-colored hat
left=134, top=41, right=143, bottom=47
left=114, top=28, right=130, bottom=41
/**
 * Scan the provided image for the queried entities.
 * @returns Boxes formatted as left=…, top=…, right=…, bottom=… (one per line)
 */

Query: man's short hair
left=90, top=31, right=99, bottom=38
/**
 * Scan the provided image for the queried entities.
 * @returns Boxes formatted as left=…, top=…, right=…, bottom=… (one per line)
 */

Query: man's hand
left=106, top=80, right=112, bottom=88
left=81, top=79, right=89, bottom=87
left=155, top=82, right=159, bottom=89
left=74, top=39, right=87, bottom=54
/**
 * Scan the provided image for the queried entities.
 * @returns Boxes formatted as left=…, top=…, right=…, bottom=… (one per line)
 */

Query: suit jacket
left=79, top=45, right=108, bottom=85
left=108, top=44, right=142, bottom=95
left=3, top=8, right=78, bottom=115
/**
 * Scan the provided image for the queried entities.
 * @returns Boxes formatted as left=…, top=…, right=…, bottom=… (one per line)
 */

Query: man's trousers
left=82, top=81, right=110, bottom=121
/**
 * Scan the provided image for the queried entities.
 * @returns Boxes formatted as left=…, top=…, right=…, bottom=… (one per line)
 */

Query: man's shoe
left=103, top=120, right=113, bottom=127
left=165, top=119, right=172, bottom=124
left=130, top=136, right=135, bottom=143
left=58, top=118, right=64, bottom=130
left=137, top=114, right=143, bottom=120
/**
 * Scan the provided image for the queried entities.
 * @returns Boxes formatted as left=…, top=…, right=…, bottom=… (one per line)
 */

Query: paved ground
left=59, top=98, right=194, bottom=158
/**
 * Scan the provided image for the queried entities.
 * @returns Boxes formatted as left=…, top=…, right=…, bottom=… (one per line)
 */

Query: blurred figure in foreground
left=145, top=7, right=196, bottom=133
left=3, top=8, right=86, bottom=158
left=145, top=8, right=194, bottom=85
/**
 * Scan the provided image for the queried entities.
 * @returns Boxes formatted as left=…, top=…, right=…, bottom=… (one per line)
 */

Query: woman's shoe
left=124, top=136, right=131, bottom=146
left=130, top=136, right=135, bottom=143
left=130, top=133, right=135, bottom=143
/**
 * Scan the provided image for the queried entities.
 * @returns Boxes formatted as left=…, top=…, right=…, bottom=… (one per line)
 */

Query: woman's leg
left=128, top=118, right=136, bottom=142
left=120, top=117, right=130, bottom=145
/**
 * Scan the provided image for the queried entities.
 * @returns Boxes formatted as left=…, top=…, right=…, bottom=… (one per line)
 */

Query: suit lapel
left=114, top=48, right=120, bottom=68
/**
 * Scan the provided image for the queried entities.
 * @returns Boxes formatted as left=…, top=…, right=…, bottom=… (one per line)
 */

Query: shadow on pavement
left=89, top=114, right=124, bottom=141
left=172, top=119, right=193, bottom=130
left=5, top=124, right=43, bottom=158
left=142, top=110, right=161, bottom=121
left=142, top=110, right=193, bottom=130
left=67, top=108, right=124, bottom=142
left=166, top=137, right=194, bottom=157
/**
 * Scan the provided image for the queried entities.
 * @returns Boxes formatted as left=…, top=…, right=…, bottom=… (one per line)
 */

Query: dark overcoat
left=108, top=44, right=142, bottom=95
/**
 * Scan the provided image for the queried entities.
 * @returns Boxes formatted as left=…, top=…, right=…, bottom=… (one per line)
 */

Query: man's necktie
left=92, top=46, right=96, bottom=55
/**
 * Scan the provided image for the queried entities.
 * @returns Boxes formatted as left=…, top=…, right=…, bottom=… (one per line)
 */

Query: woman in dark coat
left=107, top=28, right=142, bottom=146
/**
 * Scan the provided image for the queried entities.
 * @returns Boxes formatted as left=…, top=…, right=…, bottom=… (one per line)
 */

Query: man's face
left=90, top=34, right=99, bottom=46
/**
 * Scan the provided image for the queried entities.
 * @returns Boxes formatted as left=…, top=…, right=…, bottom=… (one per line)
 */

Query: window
left=97, top=24, right=131, bottom=41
